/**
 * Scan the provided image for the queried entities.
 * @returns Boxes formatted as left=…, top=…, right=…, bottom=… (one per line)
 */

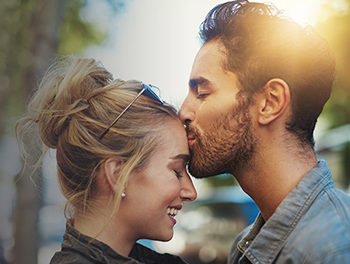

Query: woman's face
left=120, top=119, right=197, bottom=242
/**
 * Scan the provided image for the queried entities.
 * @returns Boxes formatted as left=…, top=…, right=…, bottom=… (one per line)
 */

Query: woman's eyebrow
left=169, top=154, right=190, bottom=162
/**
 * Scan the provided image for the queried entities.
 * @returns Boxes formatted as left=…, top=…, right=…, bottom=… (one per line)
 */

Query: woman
left=16, top=56, right=197, bottom=263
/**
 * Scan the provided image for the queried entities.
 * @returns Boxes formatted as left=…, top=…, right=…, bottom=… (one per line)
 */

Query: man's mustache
left=185, top=124, right=202, bottom=147
left=185, top=124, right=196, bottom=137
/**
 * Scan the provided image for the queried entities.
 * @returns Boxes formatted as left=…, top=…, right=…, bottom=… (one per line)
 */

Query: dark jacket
left=50, top=224, right=188, bottom=264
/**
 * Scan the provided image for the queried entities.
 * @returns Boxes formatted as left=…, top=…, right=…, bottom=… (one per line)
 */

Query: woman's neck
left=73, top=214, right=135, bottom=257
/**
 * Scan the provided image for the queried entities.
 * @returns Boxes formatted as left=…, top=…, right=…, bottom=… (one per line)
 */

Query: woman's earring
left=121, top=192, right=126, bottom=198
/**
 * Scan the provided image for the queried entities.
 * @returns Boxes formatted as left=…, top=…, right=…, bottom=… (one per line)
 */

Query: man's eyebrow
left=189, top=77, right=209, bottom=89
left=170, top=154, right=190, bottom=162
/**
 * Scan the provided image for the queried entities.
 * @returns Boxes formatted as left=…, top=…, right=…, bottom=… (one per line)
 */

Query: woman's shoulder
left=50, top=248, right=139, bottom=264
left=53, top=224, right=186, bottom=264
left=49, top=250, right=95, bottom=264
left=50, top=224, right=140, bottom=264
left=50, top=243, right=187, bottom=264
left=130, top=243, right=188, bottom=264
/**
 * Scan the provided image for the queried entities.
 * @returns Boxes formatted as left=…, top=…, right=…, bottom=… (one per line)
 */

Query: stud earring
left=121, top=192, right=126, bottom=198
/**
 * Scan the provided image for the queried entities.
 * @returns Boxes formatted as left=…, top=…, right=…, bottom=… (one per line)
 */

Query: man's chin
left=188, top=147, right=220, bottom=178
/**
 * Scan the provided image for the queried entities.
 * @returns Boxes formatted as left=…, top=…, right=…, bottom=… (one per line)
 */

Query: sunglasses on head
left=99, top=83, right=164, bottom=139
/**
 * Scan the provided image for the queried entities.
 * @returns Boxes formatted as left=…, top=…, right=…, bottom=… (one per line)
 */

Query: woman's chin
left=150, top=231, right=174, bottom=242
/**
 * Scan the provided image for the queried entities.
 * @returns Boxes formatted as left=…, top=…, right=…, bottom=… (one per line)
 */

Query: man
left=179, top=1, right=350, bottom=263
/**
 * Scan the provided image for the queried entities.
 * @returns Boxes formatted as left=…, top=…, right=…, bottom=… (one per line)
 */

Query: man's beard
left=187, top=95, right=256, bottom=178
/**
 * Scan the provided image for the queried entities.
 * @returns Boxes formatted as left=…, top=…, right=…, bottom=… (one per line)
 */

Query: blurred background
left=0, top=0, right=349, bottom=263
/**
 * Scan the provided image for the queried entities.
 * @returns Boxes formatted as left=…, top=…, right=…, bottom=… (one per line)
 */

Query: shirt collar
left=62, top=223, right=185, bottom=264
left=239, top=160, right=333, bottom=264
left=63, top=223, right=136, bottom=263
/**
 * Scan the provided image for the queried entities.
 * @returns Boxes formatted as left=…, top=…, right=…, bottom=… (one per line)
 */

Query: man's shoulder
left=324, top=183, right=350, bottom=216
left=302, top=184, right=350, bottom=234
left=284, top=185, right=350, bottom=260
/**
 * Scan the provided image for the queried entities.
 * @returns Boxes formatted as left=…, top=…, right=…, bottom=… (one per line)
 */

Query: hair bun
left=28, top=55, right=113, bottom=148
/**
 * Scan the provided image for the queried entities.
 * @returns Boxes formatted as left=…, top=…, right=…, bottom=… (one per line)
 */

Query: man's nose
left=179, top=95, right=195, bottom=124
left=180, top=174, right=197, bottom=202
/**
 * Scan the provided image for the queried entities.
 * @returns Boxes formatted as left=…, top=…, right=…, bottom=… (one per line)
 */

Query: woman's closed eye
left=173, top=169, right=183, bottom=179
left=197, top=93, right=209, bottom=99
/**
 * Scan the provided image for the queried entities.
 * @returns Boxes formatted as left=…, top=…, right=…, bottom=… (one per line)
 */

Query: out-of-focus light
left=199, top=245, right=217, bottom=263
left=255, top=0, right=322, bottom=26
left=180, top=209, right=212, bottom=230
left=153, top=229, right=186, bottom=255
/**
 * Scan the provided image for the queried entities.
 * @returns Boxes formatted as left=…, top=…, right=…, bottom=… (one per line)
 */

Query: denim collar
left=238, top=160, right=333, bottom=264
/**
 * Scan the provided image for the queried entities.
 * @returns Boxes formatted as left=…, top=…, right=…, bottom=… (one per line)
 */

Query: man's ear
left=102, top=157, right=124, bottom=192
left=257, top=78, right=291, bottom=125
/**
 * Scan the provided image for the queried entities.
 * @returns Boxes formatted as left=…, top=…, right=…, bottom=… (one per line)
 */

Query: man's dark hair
left=200, top=0, right=336, bottom=147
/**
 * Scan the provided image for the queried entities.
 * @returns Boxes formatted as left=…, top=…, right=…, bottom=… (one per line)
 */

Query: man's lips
left=187, top=136, right=195, bottom=147
left=185, top=125, right=196, bottom=147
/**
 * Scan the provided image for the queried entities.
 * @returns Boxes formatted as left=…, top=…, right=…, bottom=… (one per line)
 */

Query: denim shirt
left=228, top=160, right=350, bottom=264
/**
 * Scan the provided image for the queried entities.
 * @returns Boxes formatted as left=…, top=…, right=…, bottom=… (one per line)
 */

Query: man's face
left=179, top=40, right=256, bottom=178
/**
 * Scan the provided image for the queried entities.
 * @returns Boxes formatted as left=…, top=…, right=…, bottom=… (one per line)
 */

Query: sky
left=84, top=0, right=346, bottom=108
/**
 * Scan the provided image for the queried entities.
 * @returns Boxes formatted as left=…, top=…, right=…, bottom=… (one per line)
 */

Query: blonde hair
left=16, top=55, right=177, bottom=220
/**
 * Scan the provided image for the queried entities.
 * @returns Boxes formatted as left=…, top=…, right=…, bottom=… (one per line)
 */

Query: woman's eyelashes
left=173, top=169, right=183, bottom=178
left=197, top=93, right=209, bottom=99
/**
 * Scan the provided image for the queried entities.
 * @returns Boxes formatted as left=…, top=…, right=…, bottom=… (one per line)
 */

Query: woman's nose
left=180, top=174, right=197, bottom=202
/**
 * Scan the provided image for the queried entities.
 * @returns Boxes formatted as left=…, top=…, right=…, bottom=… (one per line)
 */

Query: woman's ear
left=257, top=78, right=291, bottom=125
left=102, top=157, right=124, bottom=192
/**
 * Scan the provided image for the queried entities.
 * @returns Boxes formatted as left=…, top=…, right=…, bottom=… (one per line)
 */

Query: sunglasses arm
left=98, top=88, right=146, bottom=139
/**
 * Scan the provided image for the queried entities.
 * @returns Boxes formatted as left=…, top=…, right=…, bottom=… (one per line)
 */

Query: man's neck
left=233, top=139, right=318, bottom=221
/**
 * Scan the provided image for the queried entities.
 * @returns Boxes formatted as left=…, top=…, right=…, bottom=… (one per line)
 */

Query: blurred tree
left=316, top=1, right=350, bottom=127
left=58, top=0, right=107, bottom=55
left=0, top=0, right=125, bottom=263
left=13, top=2, right=67, bottom=264
left=205, top=174, right=238, bottom=187
left=315, top=0, right=350, bottom=187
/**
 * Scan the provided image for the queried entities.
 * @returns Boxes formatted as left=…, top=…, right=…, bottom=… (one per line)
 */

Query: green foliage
left=58, top=0, right=107, bottom=55
left=315, top=0, right=350, bottom=188
left=204, top=173, right=238, bottom=187
left=0, top=0, right=122, bottom=136
left=0, top=0, right=37, bottom=129
left=315, top=1, right=350, bottom=128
